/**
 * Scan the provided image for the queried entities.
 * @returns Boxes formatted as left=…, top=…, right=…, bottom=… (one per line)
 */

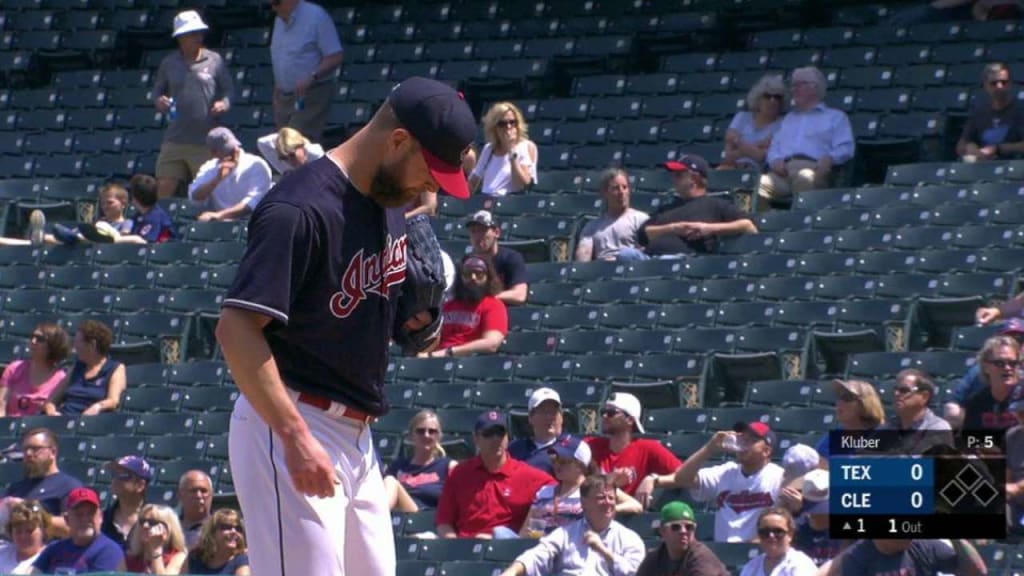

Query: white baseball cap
left=173, top=10, right=209, bottom=38
left=528, top=387, right=562, bottom=412
left=548, top=435, right=591, bottom=467
left=782, top=443, right=820, bottom=481
left=606, top=392, right=645, bottom=433
left=801, top=468, right=829, bottom=514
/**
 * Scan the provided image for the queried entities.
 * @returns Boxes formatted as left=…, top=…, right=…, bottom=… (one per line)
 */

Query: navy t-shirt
left=5, top=471, right=82, bottom=516
left=508, top=433, right=570, bottom=476
left=385, top=456, right=451, bottom=509
left=962, top=384, right=1022, bottom=431
left=222, top=157, right=407, bottom=416
left=840, top=539, right=958, bottom=576
left=33, top=533, right=125, bottom=573
left=61, top=358, right=122, bottom=416
left=793, top=517, right=842, bottom=566
left=187, top=552, right=250, bottom=574
left=492, top=245, right=527, bottom=289
left=639, top=195, right=749, bottom=255
left=131, top=205, right=177, bottom=243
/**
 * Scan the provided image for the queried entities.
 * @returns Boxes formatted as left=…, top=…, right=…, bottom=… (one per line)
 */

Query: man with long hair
left=421, top=255, right=508, bottom=358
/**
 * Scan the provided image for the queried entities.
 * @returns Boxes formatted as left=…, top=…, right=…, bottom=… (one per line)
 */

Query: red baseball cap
left=664, top=154, right=710, bottom=178
left=66, top=487, right=100, bottom=509
left=734, top=421, right=776, bottom=446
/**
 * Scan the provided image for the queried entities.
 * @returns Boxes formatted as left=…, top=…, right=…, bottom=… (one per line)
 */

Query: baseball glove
left=394, top=215, right=446, bottom=355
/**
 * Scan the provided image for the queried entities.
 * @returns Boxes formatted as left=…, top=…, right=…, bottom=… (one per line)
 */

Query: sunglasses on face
left=986, top=359, right=1020, bottom=369
left=140, top=518, right=165, bottom=529
left=758, top=526, right=788, bottom=539
left=414, top=427, right=439, bottom=436
left=892, top=385, right=919, bottom=396
left=29, top=333, right=45, bottom=343
left=837, top=392, right=859, bottom=403
left=989, top=80, right=1010, bottom=87
left=665, top=521, right=697, bottom=533
left=497, top=119, right=518, bottom=128
left=217, top=523, right=242, bottom=533
left=762, top=93, right=784, bottom=100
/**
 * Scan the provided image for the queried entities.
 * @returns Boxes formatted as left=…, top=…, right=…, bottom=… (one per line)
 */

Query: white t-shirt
left=471, top=140, right=537, bottom=197
left=256, top=133, right=326, bottom=175
left=691, top=461, right=783, bottom=542
left=739, top=548, right=818, bottom=576
left=0, top=542, right=39, bottom=574
left=577, top=208, right=650, bottom=260
left=188, top=150, right=273, bottom=212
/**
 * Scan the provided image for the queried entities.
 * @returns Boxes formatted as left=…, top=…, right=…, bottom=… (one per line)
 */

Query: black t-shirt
left=222, top=157, right=407, bottom=416
left=492, top=245, right=528, bottom=289
left=961, top=97, right=1024, bottom=155
left=840, top=540, right=958, bottom=576
left=638, top=195, right=749, bottom=256
left=961, top=384, right=1022, bottom=431
left=100, top=502, right=131, bottom=550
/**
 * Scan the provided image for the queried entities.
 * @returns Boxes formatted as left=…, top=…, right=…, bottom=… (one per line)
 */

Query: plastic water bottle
left=294, top=97, right=305, bottom=111
left=168, top=98, right=177, bottom=121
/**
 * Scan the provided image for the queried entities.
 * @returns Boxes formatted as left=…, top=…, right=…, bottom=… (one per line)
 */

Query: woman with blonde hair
left=720, top=74, right=786, bottom=170
left=384, top=409, right=458, bottom=513
left=124, top=504, right=187, bottom=574
left=469, top=102, right=538, bottom=196
left=0, top=500, right=52, bottom=574
left=186, top=509, right=249, bottom=575
left=815, top=379, right=885, bottom=469
left=257, top=126, right=325, bottom=174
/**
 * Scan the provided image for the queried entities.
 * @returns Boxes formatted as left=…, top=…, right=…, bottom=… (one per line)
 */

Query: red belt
left=297, top=392, right=373, bottom=423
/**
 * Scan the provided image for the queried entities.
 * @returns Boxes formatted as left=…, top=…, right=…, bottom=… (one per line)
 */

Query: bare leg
left=0, top=237, right=31, bottom=246
left=383, top=475, right=419, bottom=513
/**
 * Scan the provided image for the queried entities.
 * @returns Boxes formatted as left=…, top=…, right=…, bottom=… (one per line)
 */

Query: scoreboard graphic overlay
left=828, top=430, right=1007, bottom=539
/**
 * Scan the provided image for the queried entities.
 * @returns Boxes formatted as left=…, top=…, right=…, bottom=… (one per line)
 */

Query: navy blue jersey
left=222, top=157, right=407, bottom=416
left=131, top=205, right=176, bottom=243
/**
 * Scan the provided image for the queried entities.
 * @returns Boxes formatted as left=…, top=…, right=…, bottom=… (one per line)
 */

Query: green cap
left=660, top=501, right=695, bottom=523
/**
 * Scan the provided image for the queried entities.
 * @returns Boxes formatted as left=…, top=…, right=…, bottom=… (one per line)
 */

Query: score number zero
left=839, top=461, right=927, bottom=510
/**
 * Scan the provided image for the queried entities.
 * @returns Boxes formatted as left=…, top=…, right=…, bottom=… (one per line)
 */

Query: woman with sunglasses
left=384, top=410, right=457, bottom=513
left=720, top=74, right=786, bottom=170
left=468, top=102, right=538, bottom=197
left=124, top=504, right=187, bottom=574
left=814, top=380, right=885, bottom=469
left=43, top=319, right=126, bottom=417
left=0, top=323, right=70, bottom=417
left=520, top=436, right=641, bottom=537
left=0, top=500, right=52, bottom=574
left=739, top=507, right=817, bottom=576
left=186, top=509, right=249, bottom=575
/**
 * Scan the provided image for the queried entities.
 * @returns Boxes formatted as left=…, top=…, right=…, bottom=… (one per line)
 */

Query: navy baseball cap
left=665, top=154, right=709, bottom=178
left=388, top=77, right=477, bottom=200
left=475, top=410, right=507, bottom=433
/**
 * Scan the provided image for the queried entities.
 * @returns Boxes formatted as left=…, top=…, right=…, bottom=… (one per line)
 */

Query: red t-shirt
left=436, top=456, right=555, bottom=537
left=585, top=436, right=683, bottom=495
left=438, top=296, right=508, bottom=349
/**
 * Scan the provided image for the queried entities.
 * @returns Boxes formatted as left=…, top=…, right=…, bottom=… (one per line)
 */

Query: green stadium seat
left=145, top=434, right=206, bottom=461
left=704, top=352, right=783, bottom=407
left=413, top=383, right=475, bottom=410
left=662, top=432, right=708, bottom=460
left=167, top=361, right=229, bottom=387
left=671, top=328, right=736, bottom=355
left=599, top=304, right=661, bottom=330
left=134, top=413, right=195, bottom=436
left=644, top=407, right=710, bottom=434
left=483, top=539, right=535, bottom=563
left=499, top=330, right=557, bottom=355
left=639, top=279, right=700, bottom=304
left=396, top=560, right=438, bottom=576
left=614, top=330, right=677, bottom=355
left=527, top=283, right=581, bottom=306
left=180, top=387, right=239, bottom=413
left=75, top=413, right=136, bottom=437
left=418, top=539, right=486, bottom=562
left=573, top=354, right=637, bottom=382
left=121, top=386, right=183, bottom=414
left=394, top=358, right=456, bottom=384
left=556, top=330, right=617, bottom=355
left=86, top=435, right=146, bottom=463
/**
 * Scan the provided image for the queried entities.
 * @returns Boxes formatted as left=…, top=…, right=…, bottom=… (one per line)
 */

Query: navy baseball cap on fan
left=734, top=421, right=776, bottom=447
left=475, top=410, right=507, bottom=434
left=665, top=154, right=709, bottom=178
left=388, top=77, right=477, bottom=200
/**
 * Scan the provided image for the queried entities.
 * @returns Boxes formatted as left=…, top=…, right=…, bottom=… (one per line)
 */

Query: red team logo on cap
left=329, top=235, right=408, bottom=319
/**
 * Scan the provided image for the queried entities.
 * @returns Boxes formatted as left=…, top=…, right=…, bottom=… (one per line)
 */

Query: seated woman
left=384, top=409, right=458, bottom=513
left=520, top=436, right=641, bottom=536
left=124, top=504, right=188, bottom=574
left=0, top=500, right=52, bottom=574
left=42, top=320, right=126, bottom=417
left=720, top=74, right=786, bottom=170
left=738, top=507, right=817, bottom=576
left=469, top=102, right=538, bottom=196
left=420, top=255, right=508, bottom=358
left=256, top=126, right=325, bottom=175
left=185, top=509, right=250, bottom=575
left=0, top=323, right=71, bottom=417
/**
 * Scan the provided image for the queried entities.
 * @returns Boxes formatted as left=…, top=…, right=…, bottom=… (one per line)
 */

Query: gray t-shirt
left=578, top=208, right=649, bottom=260
left=153, top=48, right=233, bottom=146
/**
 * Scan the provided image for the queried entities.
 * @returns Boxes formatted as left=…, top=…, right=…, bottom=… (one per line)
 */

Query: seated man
left=631, top=155, right=757, bottom=259
left=420, top=255, right=508, bottom=358
left=188, top=127, right=272, bottom=222
left=31, top=487, right=125, bottom=573
left=5, top=427, right=83, bottom=536
left=758, top=66, right=855, bottom=205
left=957, top=62, right=1024, bottom=161
left=466, top=210, right=529, bottom=305
left=636, top=501, right=730, bottom=576
left=509, top=388, right=571, bottom=475
left=819, top=538, right=986, bottom=576
left=575, top=168, right=649, bottom=262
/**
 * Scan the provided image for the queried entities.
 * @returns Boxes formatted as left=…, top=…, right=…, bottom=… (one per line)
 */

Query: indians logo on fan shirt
left=716, top=489, right=774, bottom=513
left=329, top=234, right=407, bottom=318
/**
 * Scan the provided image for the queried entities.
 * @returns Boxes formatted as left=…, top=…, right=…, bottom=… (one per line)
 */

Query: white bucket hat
left=173, top=10, right=209, bottom=38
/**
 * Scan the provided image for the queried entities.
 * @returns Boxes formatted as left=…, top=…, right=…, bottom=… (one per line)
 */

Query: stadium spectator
left=776, top=444, right=820, bottom=514
left=436, top=411, right=555, bottom=539
left=30, top=487, right=125, bottom=573
left=256, top=126, right=325, bottom=175
left=185, top=509, right=250, bottom=575
left=520, top=436, right=641, bottom=536
left=630, top=156, right=758, bottom=260
left=48, top=182, right=135, bottom=246
left=509, top=388, right=572, bottom=476
left=815, top=380, right=885, bottom=467
left=42, top=320, right=125, bottom=417
left=188, top=127, right=273, bottom=222
left=883, top=369, right=955, bottom=455
left=0, top=323, right=70, bottom=417
left=466, top=210, right=529, bottom=305
left=101, top=455, right=154, bottom=550
left=946, top=318, right=1024, bottom=424
left=120, top=174, right=178, bottom=244
left=270, top=0, right=344, bottom=142
left=421, top=255, right=508, bottom=358
left=672, top=422, right=783, bottom=542
left=758, top=66, right=855, bottom=205
left=738, top=508, right=817, bottom=576
left=4, top=428, right=82, bottom=533
left=469, top=102, right=538, bottom=197
left=720, top=74, right=786, bottom=170
left=636, top=501, right=730, bottom=576
left=791, top=470, right=841, bottom=567
left=124, top=504, right=188, bottom=574
left=586, top=392, right=682, bottom=506
left=0, top=500, right=52, bottom=574
left=498, top=474, right=646, bottom=576
left=575, top=168, right=650, bottom=262
left=1007, top=398, right=1024, bottom=534
left=383, top=409, right=457, bottom=513
left=957, top=62, right=1024, bottom=161
left=976, top=290, right=1024, bottom=325
left=178, top=471, right=213, bottom=550
left=153, top=10, right=233, bottom=199
left=819, top=538, right=987, bottom=575
left=954, top=335, right=1022, bottom=430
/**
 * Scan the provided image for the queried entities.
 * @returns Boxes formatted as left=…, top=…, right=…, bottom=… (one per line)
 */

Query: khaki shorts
left=156, top=141, right=210, bottom=182
left=274, top=81, right=334, bottom=142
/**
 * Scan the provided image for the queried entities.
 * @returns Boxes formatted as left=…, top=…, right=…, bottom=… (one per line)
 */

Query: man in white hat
left=509, top=387, right=571, bottom=475
left=791, top=469, right=841, bottom=566
left=585, top=392, right=681, bottom=506
left=153, top=10, right=233, bottom=199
